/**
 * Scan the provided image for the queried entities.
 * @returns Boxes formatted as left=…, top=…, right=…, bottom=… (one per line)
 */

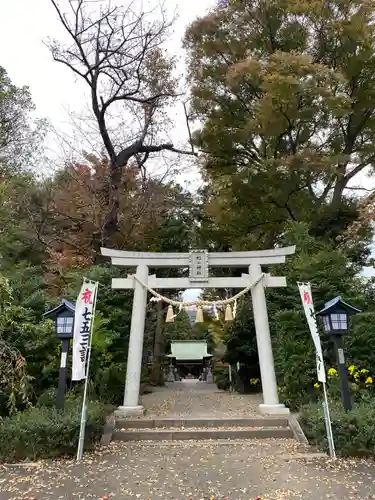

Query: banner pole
left=322, top=381, right=336, bottom=459
left=76, top=283, right=99, bottom=462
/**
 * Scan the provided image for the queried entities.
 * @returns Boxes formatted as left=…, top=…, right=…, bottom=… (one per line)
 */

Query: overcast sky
left=0, top=0, right=215, bottom=121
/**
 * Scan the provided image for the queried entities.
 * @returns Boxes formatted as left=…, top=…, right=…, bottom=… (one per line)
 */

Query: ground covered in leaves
left=139, top=381, right=262, bottom=418
left=1, top=438, right=375, bottom=499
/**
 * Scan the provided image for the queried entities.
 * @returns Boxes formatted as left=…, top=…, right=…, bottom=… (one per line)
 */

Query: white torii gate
left=101, top=246, right=296, bottom=416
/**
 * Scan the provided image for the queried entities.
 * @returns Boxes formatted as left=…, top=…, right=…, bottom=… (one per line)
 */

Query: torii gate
left=101, top=246, right=296, bottom=416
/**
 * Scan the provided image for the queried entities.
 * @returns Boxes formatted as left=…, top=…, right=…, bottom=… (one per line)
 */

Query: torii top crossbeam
left=101, top=246, right=296, bottom=268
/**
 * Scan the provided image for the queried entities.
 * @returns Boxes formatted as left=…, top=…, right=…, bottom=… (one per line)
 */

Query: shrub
left=300, top=399, right=375, bottom=457
left=313, top=364, right=375, bottom=404
left=94, top=363, right=127, bottom=405
left=346, top=313, right=375, bottom=373
left=213, top=365, right=230, bottom=391
left=273, top=310, right=319, bottom=410
left=0, top=398, right=108, bottom=462
left=36, top=387, right=57, bottom=408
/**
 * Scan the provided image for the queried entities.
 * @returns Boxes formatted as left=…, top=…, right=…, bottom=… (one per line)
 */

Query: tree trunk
left=154, top=299, right=164, bottom=360
left=150, top=298, right=165, bottom=386
left=331, top=169, right=348, bottom=210
left=103, top=162, right=122, bottom=246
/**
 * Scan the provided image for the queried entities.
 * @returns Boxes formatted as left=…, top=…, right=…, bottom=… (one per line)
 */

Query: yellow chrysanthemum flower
left=366, top=377, right=373, bottom=385
left=348, top=365, right=356, bottom=374
left=328, top=368, right=337, bottom=377
left=314, top=383, right=320, bottom=389
left=360, top=369, right=369, bottom=375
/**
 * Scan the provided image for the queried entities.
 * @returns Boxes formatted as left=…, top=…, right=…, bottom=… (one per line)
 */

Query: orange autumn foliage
left=43, top=155, right=179, bottom=287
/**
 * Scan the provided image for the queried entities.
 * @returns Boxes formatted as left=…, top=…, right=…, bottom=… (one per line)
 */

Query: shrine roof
left=167, top=340, right=212, bottom=360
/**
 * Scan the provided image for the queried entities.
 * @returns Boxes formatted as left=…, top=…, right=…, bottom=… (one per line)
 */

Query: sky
left=0, top=0, right=373, bottom=289
left=0, top=0, right=215, bottom=122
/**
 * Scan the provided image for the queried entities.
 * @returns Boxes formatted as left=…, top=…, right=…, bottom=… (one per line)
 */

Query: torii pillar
left=101, top=246, right=295, bottom=417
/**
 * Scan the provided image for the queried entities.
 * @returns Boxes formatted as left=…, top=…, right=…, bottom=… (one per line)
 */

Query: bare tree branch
left=46, top=0, right=197, bottom=242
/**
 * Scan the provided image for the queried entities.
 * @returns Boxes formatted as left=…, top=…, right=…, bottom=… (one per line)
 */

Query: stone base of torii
left=101, top=246, right=296, bottom=417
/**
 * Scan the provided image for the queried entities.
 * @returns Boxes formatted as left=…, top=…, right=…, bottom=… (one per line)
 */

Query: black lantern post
left=317, top=296, right=361, bottom=411
left=44, top=299, right=75, bottom=410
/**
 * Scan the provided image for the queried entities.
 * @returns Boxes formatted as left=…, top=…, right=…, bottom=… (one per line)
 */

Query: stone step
left=112, top=427, right=294, bottom=442
left=115, top=417, right=289, bottom=430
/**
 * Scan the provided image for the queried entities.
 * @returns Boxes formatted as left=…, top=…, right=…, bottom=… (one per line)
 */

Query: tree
left=0, top=171, right=48, bottom=275
left=0, top=275, right=57, bottom=416
left=223, top=299, right=259, bottom=393
left=184, top=0, right=375, bottom=251
left=18, top=154, right=195, bottom=291
left=0, top=67, right=44, bottom=171
left=48, top=0, right=196, bottom=244
left=164, top=309, right=192, bottom=347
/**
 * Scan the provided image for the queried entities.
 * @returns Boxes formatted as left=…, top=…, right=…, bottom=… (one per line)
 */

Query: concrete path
left=1, top=439, right=375, bottom=499
left=140, top=380, right=262, bottom=418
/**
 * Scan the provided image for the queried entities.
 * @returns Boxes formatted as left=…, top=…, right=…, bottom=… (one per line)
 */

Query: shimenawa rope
left=131, top=273, right=265, bottom=307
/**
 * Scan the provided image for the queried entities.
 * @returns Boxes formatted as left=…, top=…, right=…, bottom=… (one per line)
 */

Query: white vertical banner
left=298, top=282, right=326, bottom=383
left=72, top=281, right=98, bottom=381
left=298, top=282, right=336, bottom=459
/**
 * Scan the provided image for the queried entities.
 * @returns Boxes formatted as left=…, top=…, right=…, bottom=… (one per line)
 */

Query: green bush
left=346, top=313, right=375, bottom=372
left=94, top=363, right=127, bottom=405
left=36, top=387, right=57, bottom=408
left=213, top=365, right=230, bottom=391
left=0, top=398, right=108, bottom=462
left=300, top=399, right=375, bottom=457
left=273, top=310, right=319, bottom=410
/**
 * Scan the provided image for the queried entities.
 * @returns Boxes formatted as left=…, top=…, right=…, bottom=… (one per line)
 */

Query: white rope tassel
left=165, top=305, right=174, bottom=323
left=195, top=306, right=204, bottom=323
left=224, top=303, right=233, bottom=322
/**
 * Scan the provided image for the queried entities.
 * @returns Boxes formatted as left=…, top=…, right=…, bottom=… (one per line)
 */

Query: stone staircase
left=112, top=417, right=297, bottom=442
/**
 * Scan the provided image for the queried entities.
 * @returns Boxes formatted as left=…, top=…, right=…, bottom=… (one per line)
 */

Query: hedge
left=0, top=398, right=108, bottom=462
left=300, top=399, right=375, bottom=457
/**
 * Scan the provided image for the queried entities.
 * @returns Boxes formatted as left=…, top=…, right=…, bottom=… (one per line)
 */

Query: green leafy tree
left=0, top=276, right=56, bottom=415
left=0, top=66, right=45, bottom=171
left=223, top=299, right=260, bottom=393
left=164, top=310, right=192, bottom=347
left=184, top=0, right=375, bottom=253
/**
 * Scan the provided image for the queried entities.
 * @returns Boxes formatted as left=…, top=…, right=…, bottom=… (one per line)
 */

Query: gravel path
left=3, top=383, right=373, bottom=498
left=140, top=380, right=262, bottom=418
left=1, top=439, right=375, bottom=499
